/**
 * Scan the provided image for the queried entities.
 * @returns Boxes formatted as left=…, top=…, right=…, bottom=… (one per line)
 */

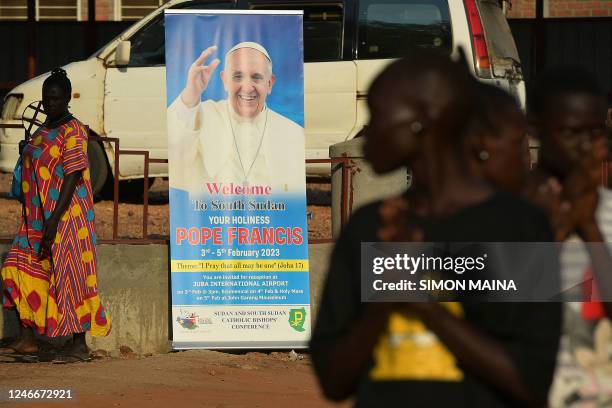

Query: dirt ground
left=0, top=173, right=337, bottom=407
left=0, top=173, right=332, bottom=242
left=0, top=349, right=346, bottom=408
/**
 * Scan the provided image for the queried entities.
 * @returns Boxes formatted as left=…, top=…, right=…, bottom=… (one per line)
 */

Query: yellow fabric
left=370, top=302, right=464, bottom=381
left=1, top=266, right=49, bottom=326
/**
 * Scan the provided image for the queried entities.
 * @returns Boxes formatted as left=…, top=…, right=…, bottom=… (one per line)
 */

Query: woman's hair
left=468, top=82, right=520, bottom=135
left=528, top=66, right=603, bottom=116
left=369, top=48, right=478, bottom=153
left=369, top=49, right=475, bottom=114
left=43, top=67, right=72, bottom=97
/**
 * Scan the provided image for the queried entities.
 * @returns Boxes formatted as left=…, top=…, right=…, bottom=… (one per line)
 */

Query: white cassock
left=167, top=98, right=306, bottom=196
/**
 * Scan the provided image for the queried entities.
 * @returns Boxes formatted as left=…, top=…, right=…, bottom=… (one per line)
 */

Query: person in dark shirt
left=310, top=52, right=561, bottom=407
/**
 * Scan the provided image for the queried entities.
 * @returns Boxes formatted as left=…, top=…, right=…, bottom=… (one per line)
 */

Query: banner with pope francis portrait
left=164, top=10, right=310, bottom=349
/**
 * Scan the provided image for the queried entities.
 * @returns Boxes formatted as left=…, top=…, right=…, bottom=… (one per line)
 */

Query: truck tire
left=87, top=141, right=109, bottom=198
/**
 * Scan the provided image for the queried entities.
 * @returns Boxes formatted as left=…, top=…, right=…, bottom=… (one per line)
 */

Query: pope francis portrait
left=167, top=41, right=305, bottom=196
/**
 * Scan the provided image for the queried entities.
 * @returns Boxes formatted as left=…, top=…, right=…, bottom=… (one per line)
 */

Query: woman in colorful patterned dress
left=0, top=68, right=111, bottom=362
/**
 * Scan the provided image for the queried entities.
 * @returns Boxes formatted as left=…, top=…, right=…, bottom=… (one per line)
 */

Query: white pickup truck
left=0, top=0, right=523, bottom=196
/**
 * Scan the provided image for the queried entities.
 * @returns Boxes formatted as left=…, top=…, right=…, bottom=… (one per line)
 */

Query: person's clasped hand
left=560, top=138, right=606, bottom=239
left=180, top=45, right=221, bottom=108
left=526, top=176, right=571, bottom=241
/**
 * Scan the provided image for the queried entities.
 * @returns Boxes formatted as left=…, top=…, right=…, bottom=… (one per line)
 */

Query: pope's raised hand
left=180, top=46, right=221, bottom=108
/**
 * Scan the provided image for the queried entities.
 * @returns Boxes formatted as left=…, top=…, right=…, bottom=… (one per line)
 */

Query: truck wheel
left=87, top=141, right=109, bottom=198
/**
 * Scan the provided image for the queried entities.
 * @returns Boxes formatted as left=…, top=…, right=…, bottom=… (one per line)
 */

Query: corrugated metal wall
left=544, top=20, right=611, bottom=95
left=0, top=22, right=129, bottom=101
left=0, top=24, right=29, bottom=87
left=509, top=18, right=612, bottom=98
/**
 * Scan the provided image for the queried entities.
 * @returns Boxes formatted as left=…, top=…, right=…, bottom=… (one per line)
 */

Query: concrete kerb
left=0, top=243, right=333, bottom=355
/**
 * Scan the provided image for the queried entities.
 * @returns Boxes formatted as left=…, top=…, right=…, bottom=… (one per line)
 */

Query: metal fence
left=3, top=124, right=609, bottom=246
left=91, top=134, right=354, bottom=245
left=0, top=125, right=355, bottom=245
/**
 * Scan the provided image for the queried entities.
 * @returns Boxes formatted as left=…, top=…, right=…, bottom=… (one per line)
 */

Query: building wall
left=0, top=0, right=167, bottom=21
left=548, top=0, right=612, bottom=17
left=96, top=0, right=114, bottom=21
left=508, top=0, right=536, bottom=18
left=508, top=0, right=612, bottom=18
left=95, top=0, right=168, bottom=21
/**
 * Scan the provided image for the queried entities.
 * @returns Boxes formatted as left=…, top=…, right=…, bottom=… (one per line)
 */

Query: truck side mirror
left=115, top=41, right=131, bottom=66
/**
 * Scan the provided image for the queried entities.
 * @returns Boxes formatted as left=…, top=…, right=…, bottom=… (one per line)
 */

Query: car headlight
left=1, top=94, right=23, bottom=120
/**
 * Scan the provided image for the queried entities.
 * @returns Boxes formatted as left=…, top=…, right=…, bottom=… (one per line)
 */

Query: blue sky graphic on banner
left=165, top=10, right=310, bottom=349
left=165, top=13, right=304, bottom=126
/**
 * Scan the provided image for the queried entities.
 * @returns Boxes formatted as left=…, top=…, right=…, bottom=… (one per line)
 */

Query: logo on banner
left=288, top=308, right=306, bottom=332
left=177, top=310, right=200, bottom=330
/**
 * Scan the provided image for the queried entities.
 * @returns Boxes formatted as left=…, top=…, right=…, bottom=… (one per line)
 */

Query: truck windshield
left=251, top=3, right=344, bottom=62
left=357, top=0, right=452, bottom=59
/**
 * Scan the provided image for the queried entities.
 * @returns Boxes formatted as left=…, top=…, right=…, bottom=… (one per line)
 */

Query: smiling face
left=221, top=48, right=275, bottom=119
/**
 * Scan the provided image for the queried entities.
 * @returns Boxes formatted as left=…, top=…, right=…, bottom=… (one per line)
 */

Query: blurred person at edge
left=0, top=68, right=111, bottom=363
left=606, top=96, right=612, bottom=132
left=309, top=51, right=561, bottom=408
left=525, top=69, right=612, bottom=318
left=525, top=69, right=612, bottom=406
